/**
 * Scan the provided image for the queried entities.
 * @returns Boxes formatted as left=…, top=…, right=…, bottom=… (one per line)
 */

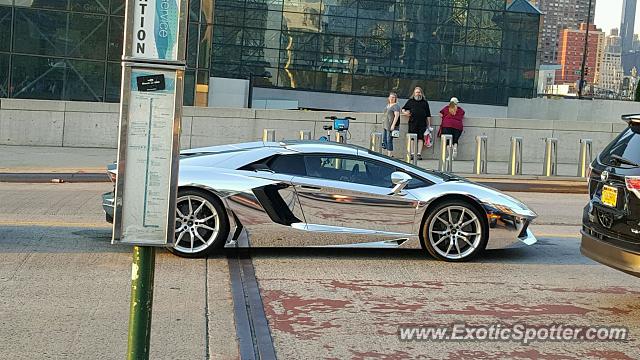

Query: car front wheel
left=168, top=189, right=229, bottom=258
left=422, top=200, right=487, bottom=262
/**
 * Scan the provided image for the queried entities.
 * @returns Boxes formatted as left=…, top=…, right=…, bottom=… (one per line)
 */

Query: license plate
left=601, top=185, right=618, bottom=207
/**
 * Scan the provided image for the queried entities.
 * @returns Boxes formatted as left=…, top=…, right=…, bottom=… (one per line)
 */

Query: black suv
left=581, top=114, right=640, bottom=277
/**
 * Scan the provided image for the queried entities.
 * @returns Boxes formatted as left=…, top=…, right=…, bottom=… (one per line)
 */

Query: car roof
left=281, top=140, right=361, bottom=155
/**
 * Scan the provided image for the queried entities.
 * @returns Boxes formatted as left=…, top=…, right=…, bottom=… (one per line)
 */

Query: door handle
left=299, top=185, right=321, bottom=190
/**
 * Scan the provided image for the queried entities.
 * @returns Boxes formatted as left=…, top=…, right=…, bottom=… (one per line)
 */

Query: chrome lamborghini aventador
left=103, top=141, right=537, bottom=261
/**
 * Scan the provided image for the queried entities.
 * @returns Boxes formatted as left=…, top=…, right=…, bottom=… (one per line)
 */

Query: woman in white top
left=382, top=92, right=401, bottom=157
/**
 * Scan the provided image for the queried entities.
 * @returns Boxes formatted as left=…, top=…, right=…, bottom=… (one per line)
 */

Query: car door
left=291, top=154, right=419, bottom=242
left=231, top=154, right=306, bottom=232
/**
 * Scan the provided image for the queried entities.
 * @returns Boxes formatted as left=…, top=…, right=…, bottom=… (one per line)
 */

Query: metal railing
left=439, top=134, right=453, bottom=172
left=405, top=133, right=418, bottom=165
left=542, top=137, right=558, bottom=176
left=508, top=136, right=523, bottom=176
left=335, top=131, right=347, bottom=144
left=262, top=128, right=275, bottom=142
left=262, top=129, right=276, bottom=142
left=299, top=130, right=311, bottom=140
left=577, top=138, right=593, bottom=177
left=473, top=135, right=488, bottom=174
left=370, top=132, right=382, bottom=153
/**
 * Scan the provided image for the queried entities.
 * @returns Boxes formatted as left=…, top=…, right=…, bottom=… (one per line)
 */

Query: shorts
left=441, top=127, right=462, bottom=144
left=408, top=120, right=427, bottom=139
left=382, top=128, right=394, bottom=151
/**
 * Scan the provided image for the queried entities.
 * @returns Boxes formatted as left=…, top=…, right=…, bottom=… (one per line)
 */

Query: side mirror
left=390, top=171, right=412, bottom=195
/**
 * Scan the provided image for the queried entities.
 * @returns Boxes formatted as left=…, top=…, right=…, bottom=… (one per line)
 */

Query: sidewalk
left=0, top=145, right=587, bottom=192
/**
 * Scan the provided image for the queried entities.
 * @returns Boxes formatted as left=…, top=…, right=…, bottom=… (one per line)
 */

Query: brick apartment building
left=556, top=23, right=605, bottom=87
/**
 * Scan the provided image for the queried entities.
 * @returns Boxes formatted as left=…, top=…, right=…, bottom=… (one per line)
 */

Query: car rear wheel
left=168, top=189, right=229, bottom=258
left=422, top=200, right=487, bottom=262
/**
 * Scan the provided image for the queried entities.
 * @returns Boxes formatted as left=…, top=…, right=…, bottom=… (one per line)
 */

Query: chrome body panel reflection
left=104, top=141, right=538, bottom=254
left=292, top=177, right=418, bottom=243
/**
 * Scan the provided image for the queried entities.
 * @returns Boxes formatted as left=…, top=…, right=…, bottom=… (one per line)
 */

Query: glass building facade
left=0, top=0, right=540, bottom=106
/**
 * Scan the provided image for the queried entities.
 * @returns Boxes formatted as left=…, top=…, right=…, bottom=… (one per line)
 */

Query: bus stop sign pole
left=113, top=0, right=188, bottom=358
left=127, top=246, right=156, bottom=359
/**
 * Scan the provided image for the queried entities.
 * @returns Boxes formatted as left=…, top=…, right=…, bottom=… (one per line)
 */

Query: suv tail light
left=626, top=176, right=640, bottom=199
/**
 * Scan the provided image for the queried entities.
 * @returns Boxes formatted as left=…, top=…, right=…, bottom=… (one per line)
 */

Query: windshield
left=361, top=148, right=458, bottom=181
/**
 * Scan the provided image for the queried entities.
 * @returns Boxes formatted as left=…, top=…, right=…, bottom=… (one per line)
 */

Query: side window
left=303, top=155, right=350, bottom=181
left=360, top=158, right=395, bottom=187
left=310, top=155, right=396, bottom=187
left=267, top=154, right=306, bottom=175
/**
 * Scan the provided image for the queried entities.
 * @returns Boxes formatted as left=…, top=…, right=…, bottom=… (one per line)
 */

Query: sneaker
left=452, top=145, right=458, bottom=159
left=417, top=154, right=423, bottom=160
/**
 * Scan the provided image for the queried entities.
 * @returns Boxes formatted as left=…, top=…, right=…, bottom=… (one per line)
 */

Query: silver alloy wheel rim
left=174, top=195, right=219, bottom=254
left=428, top=205, right=482, bottom=260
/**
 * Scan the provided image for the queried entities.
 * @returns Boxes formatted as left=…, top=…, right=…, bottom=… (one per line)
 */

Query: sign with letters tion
left=127, top=0, right=183, bottom=62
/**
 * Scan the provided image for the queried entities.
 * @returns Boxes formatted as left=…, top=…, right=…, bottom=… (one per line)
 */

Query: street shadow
left=0, top=225, right=153, bottom=254
left=237, top=237, right=595, bottom=266
left=0, top=225, right=595, bottom=266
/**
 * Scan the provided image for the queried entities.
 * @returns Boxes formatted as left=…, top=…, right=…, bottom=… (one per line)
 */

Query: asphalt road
left=1, top=183, right=639, bottom=359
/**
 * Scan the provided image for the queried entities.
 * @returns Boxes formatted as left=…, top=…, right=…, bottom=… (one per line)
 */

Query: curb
left=0, top=173, right=109, bottom=183
left=474, top=180, right=586, bottom=194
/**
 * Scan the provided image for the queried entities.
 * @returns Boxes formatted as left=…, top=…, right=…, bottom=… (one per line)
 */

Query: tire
left=421, top=199, right=488, bottom=262
left=168, top=188, right=230, bottom=258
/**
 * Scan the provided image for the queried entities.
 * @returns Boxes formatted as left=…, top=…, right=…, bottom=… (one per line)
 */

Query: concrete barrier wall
left=508, top=97, right=640, bottom=122
left=0, top=98, right=628, bottom=165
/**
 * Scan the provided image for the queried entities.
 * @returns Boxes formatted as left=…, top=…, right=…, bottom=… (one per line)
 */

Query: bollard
left=262, top=128, right=275, bottom=142
left=508, top=136, right=523, bottom=176
left=542, top=137, right=558, bottom=176
left=370, top=132, right=382, bottom=153
left=405, top=133, right=418, bottom=165
left=439, top=134, right=453, bottom=172
left=577, top=139, right=593, bottom=177
left=335, top=131, right=347, bottom=144
left=473, top=135, right=488, bottom=174
left=299, top=130, right=311, bottom=140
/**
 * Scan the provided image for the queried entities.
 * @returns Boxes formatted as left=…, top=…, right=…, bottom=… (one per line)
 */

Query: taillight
left=626, top=176, right=640, bottom=199
left=108, top=171, right=117, bottom=183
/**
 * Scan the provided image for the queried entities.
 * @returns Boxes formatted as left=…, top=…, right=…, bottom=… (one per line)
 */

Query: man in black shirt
left=402, top=86, right=432, bottom=160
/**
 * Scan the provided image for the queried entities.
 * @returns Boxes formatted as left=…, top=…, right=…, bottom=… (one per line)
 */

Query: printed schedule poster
left=121, top=68, right=177, bottom=244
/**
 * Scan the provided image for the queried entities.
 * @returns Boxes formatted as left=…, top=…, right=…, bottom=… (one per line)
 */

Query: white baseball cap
left=450, top=97, right=459, bottom=104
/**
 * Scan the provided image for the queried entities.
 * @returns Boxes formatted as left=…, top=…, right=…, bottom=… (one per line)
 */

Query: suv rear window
left=600, top=125, right=640, bottom=166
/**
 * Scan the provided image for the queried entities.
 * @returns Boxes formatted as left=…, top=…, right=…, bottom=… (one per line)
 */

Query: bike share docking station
left=319, top=116, right=354, bottom=143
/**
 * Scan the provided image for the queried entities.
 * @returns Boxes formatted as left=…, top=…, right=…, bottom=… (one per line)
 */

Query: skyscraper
left=599, top=29, right=624, bottom=96
left=534, top=0, right=597, bottom=65
left=620, top=0, right=638, bottom=73
left=621, top=0, right=637, bottom=54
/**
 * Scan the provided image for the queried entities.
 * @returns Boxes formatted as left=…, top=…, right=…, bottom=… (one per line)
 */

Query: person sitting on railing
left=438, top=97, right=465, bottom=159
left=402, top=87, right=432, bottom=160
